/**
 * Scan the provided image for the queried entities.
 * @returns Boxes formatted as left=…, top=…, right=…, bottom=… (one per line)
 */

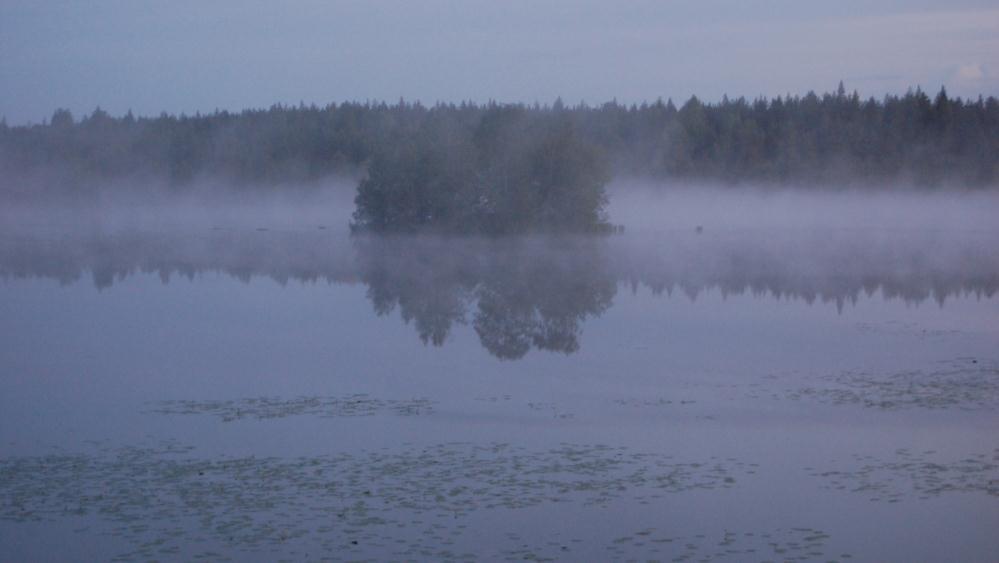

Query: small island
left=351, top=108, right=610, bottom=234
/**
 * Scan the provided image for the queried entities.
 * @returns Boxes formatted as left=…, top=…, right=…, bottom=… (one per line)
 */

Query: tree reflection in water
left=2, top=228, right=997, bottom=360
left=354, top=236, right=615, bottom=359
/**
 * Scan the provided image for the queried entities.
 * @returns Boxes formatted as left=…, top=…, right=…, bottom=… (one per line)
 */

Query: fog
left=3, top=182, right=997, bottom=311
left=5, top=180, right=999, bottom=235
left=5, top=2, right=999, bottom=559
left=3, top=181, right=998, bottom=559
left=0, top=177, right=358, bottom=235
left=606, top=181, right=999, bottom=233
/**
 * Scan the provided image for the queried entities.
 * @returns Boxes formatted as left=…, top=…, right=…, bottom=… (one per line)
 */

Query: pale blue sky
left=2, top=1, right=998, bottom=124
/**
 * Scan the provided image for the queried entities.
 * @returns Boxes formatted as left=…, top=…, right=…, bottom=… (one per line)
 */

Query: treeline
left=2, top=84, right=998, bottom=192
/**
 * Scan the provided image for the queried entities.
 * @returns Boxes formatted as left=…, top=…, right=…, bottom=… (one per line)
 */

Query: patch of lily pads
left=599, top=526, right=841, bottom=563
left=149, top=394, right=436, bottom=421
left=806, top=447, right=999, bottom=503
left=0, top=441, right=759, bottom=561
left=785, top=358, right=999, bottom=410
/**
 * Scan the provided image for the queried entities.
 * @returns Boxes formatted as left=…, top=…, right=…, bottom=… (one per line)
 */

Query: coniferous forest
left=2, top=84, right=997, bottom=232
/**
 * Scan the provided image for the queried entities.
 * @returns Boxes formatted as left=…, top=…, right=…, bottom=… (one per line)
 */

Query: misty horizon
left=3, top=3, right=998, bottom=561
left=4, top=87, right=997, bottom=212
left=3, top=186, right=996, bottom=310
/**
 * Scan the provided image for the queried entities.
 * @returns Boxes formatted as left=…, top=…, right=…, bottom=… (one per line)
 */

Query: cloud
left=955, top=63, right=985, bottom=81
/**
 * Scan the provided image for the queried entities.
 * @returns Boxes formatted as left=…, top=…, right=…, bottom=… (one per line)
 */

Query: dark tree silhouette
left=3, top=86, right=998, bottom=219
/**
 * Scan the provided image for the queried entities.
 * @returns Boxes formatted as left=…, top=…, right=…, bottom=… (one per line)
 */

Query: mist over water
left=606, top=181, right=999, bottom=233
left=2, top=182, right=998, bottom=561
left=0, top=177, right=359, bottom=235
left=6, top=178, right=998, bottom=234
left=4, top=2, right=999, bottom=557
left=4, top=182, right=997, bottom=302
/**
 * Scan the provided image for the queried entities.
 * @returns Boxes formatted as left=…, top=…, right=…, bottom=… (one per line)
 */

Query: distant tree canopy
left=1, top=84, right=998, bottom=203
left=351, top=109, right=609, bottom=233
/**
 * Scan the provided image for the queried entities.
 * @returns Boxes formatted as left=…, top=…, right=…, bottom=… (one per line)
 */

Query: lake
left=1, top=190, right=997, bottom=561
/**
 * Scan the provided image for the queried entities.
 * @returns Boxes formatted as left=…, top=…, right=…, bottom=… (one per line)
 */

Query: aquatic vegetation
left=494, top=527, right=840, bottom=562
left=599, top=526, right=838, bottom=562
left=613, top=397, right=698, bottom=408
left=525, top=402, right=575, bottom=419
left=0, top=441, right=758, bottom=560
left=473, top=395, right=513, bottom=403
left=786, top=358, right=999, bottom=411
left=805, top=448, right=999, bottom=503
left=150, top=394, right=436, bottom=421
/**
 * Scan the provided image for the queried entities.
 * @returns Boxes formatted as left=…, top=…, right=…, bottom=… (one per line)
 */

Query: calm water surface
left=1, top=217, right=997, bottom=561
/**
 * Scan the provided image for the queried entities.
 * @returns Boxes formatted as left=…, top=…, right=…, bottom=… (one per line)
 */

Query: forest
left=2, top=84, right=997, bottom=231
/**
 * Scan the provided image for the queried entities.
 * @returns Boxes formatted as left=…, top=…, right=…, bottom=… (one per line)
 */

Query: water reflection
left=356, top=237, right=615, bottom=359
left=1, top=229, right=997, bottom=358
